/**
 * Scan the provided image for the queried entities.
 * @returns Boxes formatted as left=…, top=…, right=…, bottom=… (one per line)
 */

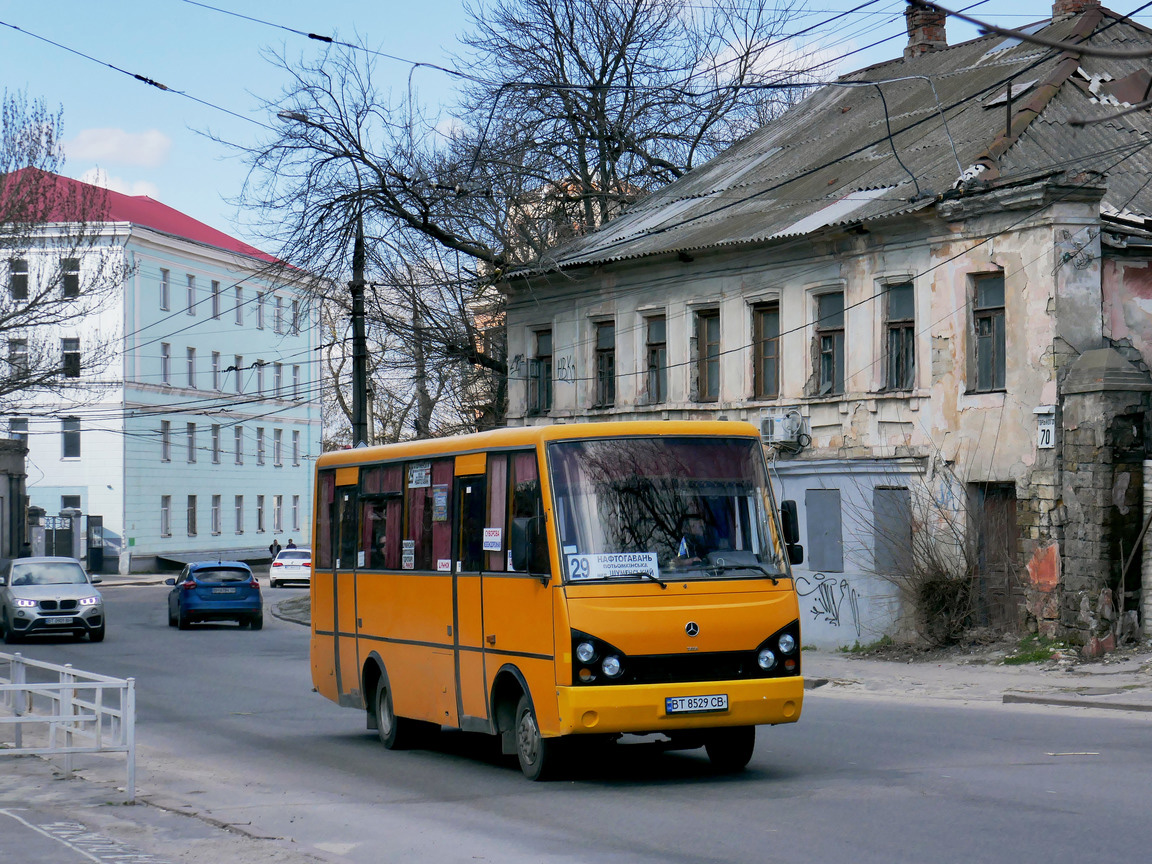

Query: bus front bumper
left=554, top=675, right=804, bottom=736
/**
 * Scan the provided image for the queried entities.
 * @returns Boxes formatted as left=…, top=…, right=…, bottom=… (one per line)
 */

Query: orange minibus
left=311, top=420, right=805, bottom=779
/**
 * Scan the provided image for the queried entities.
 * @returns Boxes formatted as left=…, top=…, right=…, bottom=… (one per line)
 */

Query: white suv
left=0, top=557, right=105, bottom=643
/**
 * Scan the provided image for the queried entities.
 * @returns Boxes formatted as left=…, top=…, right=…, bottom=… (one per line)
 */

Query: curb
left=1002, top=693, right=1152, bottom=712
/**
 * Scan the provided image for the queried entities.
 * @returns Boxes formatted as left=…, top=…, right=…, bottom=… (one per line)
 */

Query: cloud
left=65, top=128, right=171, bottom=168
left=79, top=167, right=160, bottom=199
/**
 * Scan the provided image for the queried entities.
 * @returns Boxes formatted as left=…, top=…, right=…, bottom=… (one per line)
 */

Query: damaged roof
left=526, top=4, right=1152, bottom=274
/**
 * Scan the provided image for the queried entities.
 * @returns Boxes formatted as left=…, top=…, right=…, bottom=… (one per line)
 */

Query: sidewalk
left=803, top=645, right=1152, bottom=712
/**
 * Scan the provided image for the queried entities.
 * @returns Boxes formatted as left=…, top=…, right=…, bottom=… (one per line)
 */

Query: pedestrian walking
left=269, top=537, right=282, bottom=558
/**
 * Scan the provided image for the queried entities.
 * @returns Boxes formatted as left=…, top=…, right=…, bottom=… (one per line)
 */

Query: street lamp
left=278, top=110, right=369, bottom=447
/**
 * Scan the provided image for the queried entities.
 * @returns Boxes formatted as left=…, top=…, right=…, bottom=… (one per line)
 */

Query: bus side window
left=406, top=459, right=453, bottom=571
left=486, top=454, right=508, bottom=571
left=360, top=465, right=403, bottom=569
left=316, top=470, right=336, bottom=569
left=511, top=450, right=550, bottom=574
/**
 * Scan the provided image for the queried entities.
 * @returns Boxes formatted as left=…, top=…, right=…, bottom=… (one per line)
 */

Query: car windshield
left=278, top=550, right=310, bottom=560
left=193, top=568, right=251, bottom=583
left=9, top=562, right=88, bottom=586
left=548, top=436, right=787, bottom=583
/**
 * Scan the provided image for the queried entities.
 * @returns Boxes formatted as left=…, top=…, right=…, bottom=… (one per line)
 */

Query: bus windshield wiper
left=706, top=563, right=784, bottom=585
left=620, top=571, right=667, bottom=589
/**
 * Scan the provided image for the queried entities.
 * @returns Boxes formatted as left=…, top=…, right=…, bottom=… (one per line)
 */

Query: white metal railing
left=0, top=652, right=136, bottom=802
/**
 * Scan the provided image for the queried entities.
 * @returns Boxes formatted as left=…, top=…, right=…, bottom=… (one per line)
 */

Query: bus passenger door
left=333, top=483, right=362, bottom=706
left=454, top=467, right=489, bottom=729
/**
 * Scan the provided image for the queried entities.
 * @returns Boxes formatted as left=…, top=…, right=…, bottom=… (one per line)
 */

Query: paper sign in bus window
left=567, top=552, right=659, bottom=581
left=483, top=527, right=502, bottom=551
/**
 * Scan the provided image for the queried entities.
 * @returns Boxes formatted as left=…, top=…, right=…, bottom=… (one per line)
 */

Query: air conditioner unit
left=760, top=408, right=805, bottom=445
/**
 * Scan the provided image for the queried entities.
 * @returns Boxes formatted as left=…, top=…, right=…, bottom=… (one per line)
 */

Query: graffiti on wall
left=796, top=572, right=861, bottom=638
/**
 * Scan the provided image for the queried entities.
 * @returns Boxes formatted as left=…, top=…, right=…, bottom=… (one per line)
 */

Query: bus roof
left=315, top=420, right=762, bottom=469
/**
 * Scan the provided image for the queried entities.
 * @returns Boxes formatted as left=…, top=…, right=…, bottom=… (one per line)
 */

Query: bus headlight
left=576, top=642, right=596, bottom=663
left=777, top=633, right=796, bottom=655
left=757, top=648, right=777, bottom=670
left=601, top=656, right=622, bottom=678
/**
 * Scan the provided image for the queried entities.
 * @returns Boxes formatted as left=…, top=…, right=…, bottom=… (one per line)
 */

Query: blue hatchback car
left=166, top=561, right=263, bottom=630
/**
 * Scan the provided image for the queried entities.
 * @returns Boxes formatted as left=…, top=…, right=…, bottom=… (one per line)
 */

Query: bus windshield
left=548, top=436, right=786, bottom=583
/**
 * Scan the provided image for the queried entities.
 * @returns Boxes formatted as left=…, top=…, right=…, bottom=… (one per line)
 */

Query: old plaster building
left=5, top=171, right=321, bottom=571
left=501, top=1, right=1152, bottom=651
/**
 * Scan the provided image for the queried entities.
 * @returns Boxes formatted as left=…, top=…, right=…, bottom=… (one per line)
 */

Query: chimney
left=904, top=4, right=948, bottom=60
left=1052, top=0, right=1100, bottom=17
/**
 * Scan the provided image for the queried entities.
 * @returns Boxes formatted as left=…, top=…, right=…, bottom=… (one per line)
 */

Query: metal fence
left=0, top=652, right=136, bottom=802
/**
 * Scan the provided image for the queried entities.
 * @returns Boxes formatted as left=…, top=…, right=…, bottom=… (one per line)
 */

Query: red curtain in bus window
left=486, top=454, right=508, bottom=571
left=382, top=465, right=403, bottom=570
left=431, top=460, right=453, bottom=569
left=316, top=470, right=336, bottom=569
left=360, top=467, right=383, bottom=565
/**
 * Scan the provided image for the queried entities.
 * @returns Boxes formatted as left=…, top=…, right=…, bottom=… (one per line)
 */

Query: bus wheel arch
left=491, top=665, right=530, bottom=756
left=362, top=653, right=387, bottom=731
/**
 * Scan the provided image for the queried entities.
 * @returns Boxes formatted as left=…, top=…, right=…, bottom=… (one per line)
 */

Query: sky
left=2, top=1, right=1148, bottom=254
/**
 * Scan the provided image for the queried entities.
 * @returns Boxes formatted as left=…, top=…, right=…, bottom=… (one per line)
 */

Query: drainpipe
left=1143, top=460, right=1152, bottom=638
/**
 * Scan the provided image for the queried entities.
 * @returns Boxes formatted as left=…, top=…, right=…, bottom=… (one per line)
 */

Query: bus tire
left=704, top=725, right=756, bottom=772
left=375, top=681, right=421, bottom=750
left=515, top=693, right=562, bottom=781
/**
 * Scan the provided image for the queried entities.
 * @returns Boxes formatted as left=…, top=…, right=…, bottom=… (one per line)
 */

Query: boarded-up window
left=873, top=486, right=912, bottom=574
left=805, top=488, right=843, bottom=572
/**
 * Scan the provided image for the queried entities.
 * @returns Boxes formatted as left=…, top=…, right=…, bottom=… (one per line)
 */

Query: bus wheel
left=704, top=726, right=756, bottom=772
left=375, top=681, right=420, bottom=750
left=515, top=694, right=561, bottom=781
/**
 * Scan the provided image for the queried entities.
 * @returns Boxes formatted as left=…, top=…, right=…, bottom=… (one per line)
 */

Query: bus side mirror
left=780, top=500, right=799, bottom=545
left=511, top=517, right=551, bottom=584
left=788, top=544, right=804, bottom=565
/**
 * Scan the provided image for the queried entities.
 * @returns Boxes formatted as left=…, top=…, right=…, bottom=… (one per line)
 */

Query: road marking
left=0, top=812, right=170, bottom=863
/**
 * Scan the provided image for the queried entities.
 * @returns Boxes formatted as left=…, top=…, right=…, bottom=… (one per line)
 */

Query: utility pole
left=349, top=214, right=369, bottom=447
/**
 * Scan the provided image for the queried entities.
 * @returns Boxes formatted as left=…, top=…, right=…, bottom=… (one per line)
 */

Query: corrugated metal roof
left=519, top=6, right=1152, bottom=275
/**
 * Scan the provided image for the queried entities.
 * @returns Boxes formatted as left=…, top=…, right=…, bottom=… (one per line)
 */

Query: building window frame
left=528, top=329, right=553, bottom=415
left=159, top=268, right=170, bottom=310
left=61, top=337, right=81, bottom=379
left=160, top=495, right=171, bottom=537
left=160, top=343, right=171, bottom=385
left=234, top=355, right=243, bottom=394
left=971, top=272, right=1006, bottom=393
left=644, top=315, right=667, bottom=404
left=884, top=281, right=916, bottom=391
left=256, top=427, right=265, bottom=466
left=160, top=420, right=171, bottom=462
left=815, top=291, right=845, bottom=396
left=211, top=280, right=221, bottom=319
left=234, top=426, right=244, bottom=465
left=61, top=258, right=80, bottom=298
left=187, top=494, right=197, bottom=537
left=256, top=494, right=265, bottom=533
left=212, top=351, right=221, bottom=390
left=695, top=308, right=720, bottom=402
left=234, top=495, right=244, bottom=534
left=273, top=428, right=283, bottom=466
left=186, top=422, right=197, bottom=463
left=593, top=320, right=615, bottom=408
left=186, top=274, right=196, bottom=315
left=211, top=423, right=221, bottom=464
left=61, top=417, right=80, bottom=459
left=211, top=494, right=222, bottom=536
left=10, top=258, right=28, bottom=300
left=273, top=494, right=283, bottom=532
left=292, top=429, right=300, bottom=465
left=752, top=302, right=780, bottom=400
left=186, top=347, right=196, bottom=389
left=235, top=286, right=243, bottom=325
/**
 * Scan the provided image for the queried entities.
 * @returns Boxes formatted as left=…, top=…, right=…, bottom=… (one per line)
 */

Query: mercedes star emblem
left=685, top=621, right=699, bottom=637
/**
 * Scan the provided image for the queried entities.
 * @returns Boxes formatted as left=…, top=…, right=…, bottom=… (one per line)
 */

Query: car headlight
left=14, top=598, right=36, bottom=608
left=576, top=641, right=596, bottom=663
left=601, top=655, right=622, bottom=678
left=757, top=648, right=777, bottom=670
left=777, top=633, right=796, bottom=655
left=79, top=596, right=100, bottom=607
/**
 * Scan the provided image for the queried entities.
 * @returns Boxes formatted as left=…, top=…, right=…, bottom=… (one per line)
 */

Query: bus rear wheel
left=375, top=681, right=424, bottom=750
left=515, top=694, right=562, bottom=781
left=704, top=726, right=756, bottom=772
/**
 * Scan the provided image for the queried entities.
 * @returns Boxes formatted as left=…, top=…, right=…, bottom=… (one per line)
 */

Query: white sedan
left=270, top=549, right=312, bottom=588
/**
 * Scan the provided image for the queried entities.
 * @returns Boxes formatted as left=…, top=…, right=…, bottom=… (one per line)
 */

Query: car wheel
left=249, top=613, right=263, bottom=630
left=177, top=608, right=191, bottom=630
left=515, top=693, right=563, bottom=780
left=89, top=624, right=105, bottom=643
left=1, top=613, right=19, bottom=645
left=168, top=606, right=176, bottom=627
left=704, top=726, right=756, bottom=772
left=270, top=578, right=278, bottom=589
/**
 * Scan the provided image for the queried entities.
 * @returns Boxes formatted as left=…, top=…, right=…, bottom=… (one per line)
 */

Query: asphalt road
left=11, top=585, right=1152, bottom=864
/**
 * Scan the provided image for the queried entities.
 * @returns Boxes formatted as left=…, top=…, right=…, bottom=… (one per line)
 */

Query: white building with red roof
left=5, top=170, right=320, bottom=572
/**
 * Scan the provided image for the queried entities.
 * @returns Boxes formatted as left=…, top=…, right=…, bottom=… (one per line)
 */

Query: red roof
left=5, top=168, right=278, bottom=264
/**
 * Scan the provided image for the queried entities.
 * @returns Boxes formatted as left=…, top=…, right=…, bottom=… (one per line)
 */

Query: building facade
left=502, top=2, right=1152, bottom=652
left=6, top=174, right=320, bottom=571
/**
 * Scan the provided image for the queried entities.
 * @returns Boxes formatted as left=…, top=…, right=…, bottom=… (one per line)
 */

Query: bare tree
left=238, top=0, right=812, bottom=436
left=0, top=92, right=129, bottom=411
